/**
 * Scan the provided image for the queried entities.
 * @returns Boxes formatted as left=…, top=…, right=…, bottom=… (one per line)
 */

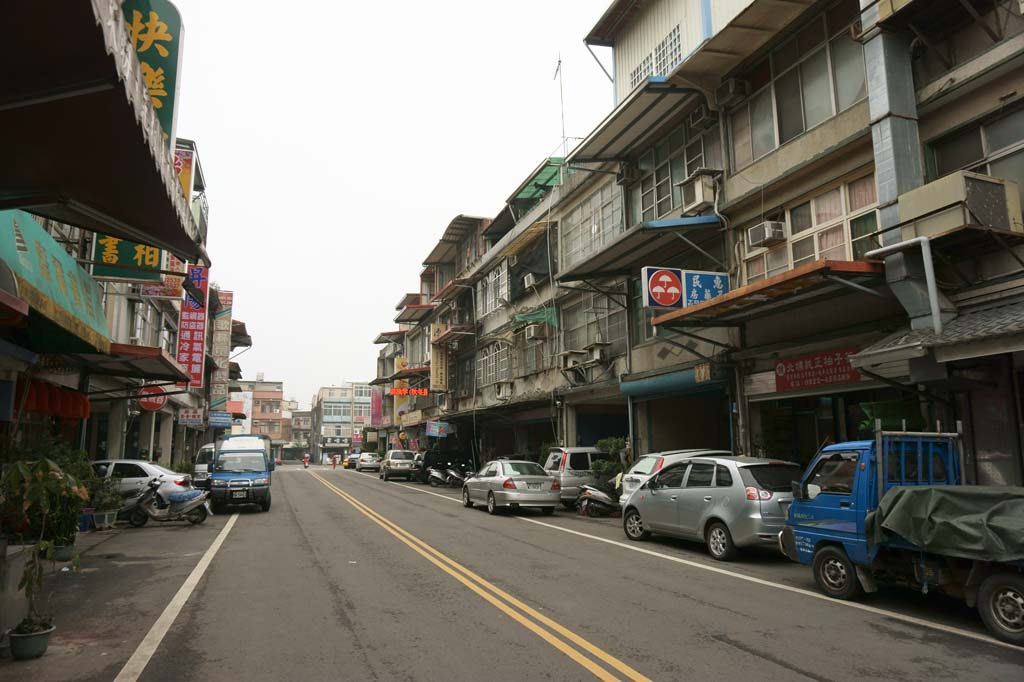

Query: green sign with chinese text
left=123, top=0, right=183, bottom=146
left=91, top=235, right=163, bottom=281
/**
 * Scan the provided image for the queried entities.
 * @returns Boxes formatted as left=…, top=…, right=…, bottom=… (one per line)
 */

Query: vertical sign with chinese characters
left=774, top=348, right=861, bottom=392
left=91, top=235, right=163, bottom=281
left=123, top=1, right=184, bottom=146
left=176, top=265, right=208, bottom=387
left=370, top=388, right=383, bottom=427
left=210, top=290, right=233, bottom=411
left=392, top=356, right=410, bottom=419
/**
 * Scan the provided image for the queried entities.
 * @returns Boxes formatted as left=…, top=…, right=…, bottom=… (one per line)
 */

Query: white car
left=356, top=453, right=381, bottom=472
left=619, top=449, right=731, bottom=505
left=92, top=459, right=193, bottom=509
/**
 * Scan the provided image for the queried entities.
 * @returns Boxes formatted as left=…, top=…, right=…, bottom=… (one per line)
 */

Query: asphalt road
left=7, top=465, right=1023, bottom=681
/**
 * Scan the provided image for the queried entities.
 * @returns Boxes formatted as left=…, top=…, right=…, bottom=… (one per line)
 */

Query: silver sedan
left=463, top=459, right=560, bottom=515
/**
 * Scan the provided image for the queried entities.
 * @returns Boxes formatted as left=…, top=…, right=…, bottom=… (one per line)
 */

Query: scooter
left=303, top=456, right=310, bottom=469
left=126, top=478, right=212, bottom=527
left=576, top=474, right=622, bottom=517
left=427, top=466, right=449, bottom=487
left=445, top=464, right=467, bottom=488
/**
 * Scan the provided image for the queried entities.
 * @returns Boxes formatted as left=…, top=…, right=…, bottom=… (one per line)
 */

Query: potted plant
left=89, top=477, right=121, bottom=530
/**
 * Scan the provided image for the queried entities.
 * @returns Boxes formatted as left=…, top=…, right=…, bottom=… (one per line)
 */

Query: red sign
left=138, top=385, right=168, bottom=411
left=390, top=387, right=428, bottom=397
left=647, top=268, right=683, bottom=307
left=775, top=348, right=861, bottom=392
left=176, top=265, right=209, bottom=388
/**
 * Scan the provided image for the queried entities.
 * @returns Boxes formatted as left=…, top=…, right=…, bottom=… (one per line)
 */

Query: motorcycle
left=126, top=478, right=212, bottom=527
left=303, top=456, right=310, bottom=469
left=576, top=474, right=622, bottom=517
left=427, top=466, right=449, bottom=487
left=445, top=463, right=468, bottom=488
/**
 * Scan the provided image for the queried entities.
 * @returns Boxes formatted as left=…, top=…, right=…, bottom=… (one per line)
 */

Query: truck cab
left=209, top=434, right=275, bottom=512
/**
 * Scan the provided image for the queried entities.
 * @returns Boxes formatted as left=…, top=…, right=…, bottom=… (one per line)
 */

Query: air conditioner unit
left=525, top=324, right=547, bottom=341
left=747, top=221, right=787, bottom=249
left=589, top=347, right=607, bottom=364
left=523, top=272, right=537, bottom=288
left=508, top=254, right=519, bottom=267
left=559, top=351, right=585, bottom=370
left=715, top=78, right=749, bottom=109
left=437, top=394, right=450, bottom=411
left=680, top=174, right=715, bottom=215
left=495, top=382, right=513, bottom=400
left=898, top=170, right=1024, bottom=241
left=688, top=104, right=718, bottom=131
left=616, top=162, right=640, bottom=185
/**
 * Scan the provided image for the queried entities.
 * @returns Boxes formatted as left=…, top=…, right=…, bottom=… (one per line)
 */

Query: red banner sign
left=138, top=385, right=168, bottom=411
left=176, top=265, right=209, bottom=387
left=774, top=348, right=861, bottom=392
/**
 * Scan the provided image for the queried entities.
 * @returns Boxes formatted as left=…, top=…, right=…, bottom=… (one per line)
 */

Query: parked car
left=380, top=450, right=416, bottom=481
left=619, top=449, right=732, bottom=505
left=463, top=459, right=560, bottom=515
left=621, top=456, right=801, bottom=561
left=356, top=453, right=381, bottom=472
left=192, top=443, right=216, bottom=490
left=92, top=459, right=192, bottom=509
left=543, top=447, right=614, bottom=509
left=343, top=453, right=360, bottom=469
left=410, top=452, right=425, bottom=478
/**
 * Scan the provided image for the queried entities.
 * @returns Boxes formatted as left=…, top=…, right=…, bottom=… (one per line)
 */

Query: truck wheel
left=261, top=493, right=272, bottom=512
left=812, top=546, right=863, bottom=600
left=978, top=572, right=1024, bottom=645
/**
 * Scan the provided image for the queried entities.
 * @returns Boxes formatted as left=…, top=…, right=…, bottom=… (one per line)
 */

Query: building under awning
left=0, top=2, right=203, bottom=263
left=423, top=215, right=489, bottom=266
left=0, top=210, right=111, bottom=353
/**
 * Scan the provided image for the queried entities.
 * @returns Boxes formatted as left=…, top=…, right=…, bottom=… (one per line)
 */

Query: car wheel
left=705, top=521, right=737, bottom=561
left=186, top=506, right=208, bottom=525
left=382, top=470, right=389, bottom=481
left=541, top=507, right=554, bottom=516
left=812, top=546, right=863, bottom=600
left=623, top=508, right=650, bottom=541
left=128, top=509, right=149, bottom=527
left=462, top=487, right=474, bottom=508
left=978, top=572, right=1024, bottom=645
left=261, top=493, right=272, bottom=512
left=487, top=493, right=500, bottom=515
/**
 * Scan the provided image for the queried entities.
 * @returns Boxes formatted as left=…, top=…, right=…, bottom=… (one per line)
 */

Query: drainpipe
left=865, top=237, right=943, bottom=335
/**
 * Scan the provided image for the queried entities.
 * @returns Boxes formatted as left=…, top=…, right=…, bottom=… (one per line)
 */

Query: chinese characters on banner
left=390, top=387, right=429, bottom=397
left=174, top=146, right=194, bottom=198
left=176, top=265, right=208, bottom=387
left=775, top=348, right=861, bottom=392
left=370, top=388, right=383, bottom=427
left=209, top=290, right=233, bottom=411
left=91, top=234, right=163, bottom=281
left=123, top=1, right=184, bottom=145
left=392, top=356, right=411, bottom=418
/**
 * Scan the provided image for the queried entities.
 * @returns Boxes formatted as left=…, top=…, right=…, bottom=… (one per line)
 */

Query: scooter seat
left=169, top=490, right=203, bottom=504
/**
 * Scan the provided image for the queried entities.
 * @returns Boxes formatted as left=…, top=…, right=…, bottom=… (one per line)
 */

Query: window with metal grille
left=654, top=26, right=682, bottom=77
left=476, top=343, right=511, bottom=386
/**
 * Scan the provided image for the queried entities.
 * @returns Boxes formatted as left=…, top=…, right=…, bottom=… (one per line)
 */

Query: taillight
left=653, top=458, right=665, bottom=472
left=502, top=478, right=517, bottom=490
left=760, top=489, right=773, bottom=500
left=745, top=486, right=772, bottom=500
left=175, top=478, right=189, bottom=487
left=745, top=486, right=758, bottom=500
left=551, top=480, right=561, bottom=491
left=559, top=452, right=567, bottom=472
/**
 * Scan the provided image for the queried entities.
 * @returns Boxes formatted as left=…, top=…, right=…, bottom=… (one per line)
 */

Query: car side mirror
left=791, top=480, right=804, bottom=502
left=647, top=478, right=658, bottom=491
left=268, top=458, right=276, bottom=472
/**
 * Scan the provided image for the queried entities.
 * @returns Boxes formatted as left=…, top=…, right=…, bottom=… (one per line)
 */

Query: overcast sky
left=171, top=0, right=615, bottom=409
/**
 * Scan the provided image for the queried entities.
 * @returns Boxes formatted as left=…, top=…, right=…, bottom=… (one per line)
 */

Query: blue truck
left=208, top=434, right=275, bottom=512
left=780, top=426, right=1024, bottom=645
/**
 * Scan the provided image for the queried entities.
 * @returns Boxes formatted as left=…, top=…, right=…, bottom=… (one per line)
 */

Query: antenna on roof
left=554, top=54, right=566, bottom=157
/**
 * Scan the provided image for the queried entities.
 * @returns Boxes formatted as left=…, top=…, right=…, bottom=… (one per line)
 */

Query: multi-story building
left=291, top=409, right=312, bottom=449
left=310, top=382, right=373, bottom=461
left=370, top=0, right=1024, bottom=486
left=236, top=374, right=291, bottom=457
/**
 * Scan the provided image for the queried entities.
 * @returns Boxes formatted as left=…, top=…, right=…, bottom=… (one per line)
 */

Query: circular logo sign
left=138, top=385, right=168, bottom=411
left=648, top=269, right=683, bottom=307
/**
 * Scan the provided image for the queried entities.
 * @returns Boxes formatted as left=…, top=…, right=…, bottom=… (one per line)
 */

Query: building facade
left=310, top=382, right=373, bottom=461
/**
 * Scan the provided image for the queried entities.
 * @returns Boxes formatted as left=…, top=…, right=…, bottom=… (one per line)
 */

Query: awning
left=423, top=215, right=489, bottom=265
left=431, top=325, right=474, bottom=345
left=390, top=366, right=430, bottom=380
left=396, top=293, right=422, bottom=310
left=432, top=277, right=470, bottom=303
left=652, top=260, right=885, bottom=329
left=65, top=343, right=189, bottom=382
left=507, top=158, right=563, bottom=205
left=394, top=304, right=434, bottom=324
left=231, top=320, right=252, bottom=349
left=374, top=330, right=406, bottom=344
left=229, top=361, right=242, bottom=381
left=1, top=2, right=203, bottom=262
left=584, top=1, right=646, bottom=47
left=0, top=210, right=110, bottom=353
left=566, top=78, right=700, bottom=164
left=557, top=216, right=722, bottom=282
left=851, top=299, right=1024, bottom=368
left=482, top=205, right=516, bottom=240
left=620, top=367, right=725, bottom=399
left=368, top=376, right=391, bottom=386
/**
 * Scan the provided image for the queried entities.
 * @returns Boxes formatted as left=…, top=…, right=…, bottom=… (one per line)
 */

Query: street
left=3, top=468, right=1021, bottom=682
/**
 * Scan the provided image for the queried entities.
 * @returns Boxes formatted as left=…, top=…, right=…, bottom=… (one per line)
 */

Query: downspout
left=866, top=237, right=943, bottom=335
left=713, top=172, right=747, bottom=455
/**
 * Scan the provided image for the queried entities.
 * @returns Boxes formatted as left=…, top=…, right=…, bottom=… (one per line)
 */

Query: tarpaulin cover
left=866, top=486, right=1024, bottom=563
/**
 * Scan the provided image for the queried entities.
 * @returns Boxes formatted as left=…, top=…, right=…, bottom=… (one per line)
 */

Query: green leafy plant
left=88, top=477, right=122, bottom=513
left=171, top=460, right=193, bottom=475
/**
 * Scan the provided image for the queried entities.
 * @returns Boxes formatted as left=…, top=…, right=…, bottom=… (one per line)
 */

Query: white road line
left=514, top=515, right=1017, bottom=652
left=347, top=469, right=464, bottom=503
left=113, top=514, right=239, bottom=682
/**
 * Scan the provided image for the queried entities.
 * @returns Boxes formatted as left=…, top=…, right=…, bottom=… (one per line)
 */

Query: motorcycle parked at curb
left=427, top=466, right=449, bottom=487
left=445, top=464, right=468, bottom=488
left=126, top=478, right=212, bottom=527
left=575, top=474, right=623, bottom=517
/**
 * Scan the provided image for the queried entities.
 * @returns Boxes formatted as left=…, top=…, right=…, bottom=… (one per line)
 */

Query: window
left=503, top=461, right=547, bottom=476
left=744, top=174, right=879, bottom=283
left=628, top=123, right=720, bottom=226
left=514, top=328, right=552, bottom=376
left=930, top=107, right=1024, bottom=208
left=475, top=343, right=510, bottom=387
left=654, top=26, right=682, bottom=77
left=715, top=465, right=733, bottom=487
left=685, top=462, right=715, bottom=487
left=113, top=462, right=147, bottom=478
left=568, top=452, right=591, bottom=470
left=355, top=385, right=372, bottom=398
left=630, top=53, right=653, bottom=90
left=562, top=287, right=628, bottom=357
left=730, top=3, right=866, bottom=169
left=562, top=182, right=624, bottom=269
left=629, top=456, right=660, bottom=476
left=806, top=452, right=858, bottom=494
left=656, top=466, right=686, bottom=488
left=323, top=403, right=345, bottom=418
left=354, top=404, right=372, bottom=419
left=476, top=260, right=509, bottom=318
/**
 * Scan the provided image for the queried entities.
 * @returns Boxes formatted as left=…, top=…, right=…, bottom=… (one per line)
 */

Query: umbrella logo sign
left=641, top=267, right=684, bottom=309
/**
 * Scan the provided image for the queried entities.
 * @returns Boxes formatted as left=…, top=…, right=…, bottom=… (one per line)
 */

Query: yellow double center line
left=308, top=471, right=650, bottom=682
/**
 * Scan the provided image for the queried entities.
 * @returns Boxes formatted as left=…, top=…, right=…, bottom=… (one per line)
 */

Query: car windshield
left=217, top=454, right=267, bottom=472
left=806, top=453, right=859, bottom=495
left=745, top=463, right=803, bottom=492
left=504, top=462, right=546, bottom=476
left=390, top=451, right=414, bottom=460
left=629, top=456, right=659, bottom=476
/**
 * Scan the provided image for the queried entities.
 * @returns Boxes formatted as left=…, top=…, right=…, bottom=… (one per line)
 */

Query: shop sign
left=392, top=356, right=410, bottom=417
left=642, top=268, right=730, bottom=309
left=209, top=290, right=233, bottom=410
left=322, top=437, right=350, bottom=446
left=179, top=408, right=203, bottom=427
left=370, top=388, right=383, bottom=426
left=694, top=362, right=713, bottom=384
left=390, top=387, right=429, bottom=397
left=775, top=348, right=861, bottom=392
left=409, top=438, right=420, bottom=451
left=426, top=421, right=449, bottom=438
left=430, top=343, right=449, bottom=391
left=91, top=235, right=162, bottom=281
left=137, top=385, right=167, bottom=411
left=401, top=410, right=423, bottom=428
left=352, top=432, right=363, bottom=444
left=123, top=0, right=184, bottom=146
left=366, top=431, right=379, bottom=443
left=208, top=411, right=232, bottom=428
left=175, top=265, right=209, bottom=387
left=140, top=253, right=185, bottom=299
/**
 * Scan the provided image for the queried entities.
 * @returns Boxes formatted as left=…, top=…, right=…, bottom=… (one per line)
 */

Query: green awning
left=509, top=158, right=564, bottom=203
left=0, top=210, right=110, bottom=353
left=514, top=307, right=559, bottom=329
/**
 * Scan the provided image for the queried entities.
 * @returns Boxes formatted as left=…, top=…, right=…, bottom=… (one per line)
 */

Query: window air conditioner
left=495, top=382, right=513, bottom=400
left=747, top=221, right=787, bottom=249
left=681, top=174, right=715, bottom=215
left=524, top=324, right=546, bottom=341
left=688, top=104, right=718, bottom=131
left=715, top=78, right=749, bottom=109
left=559, top=351, right=585, bottom=370
left=589, top=347, right=607, bottom=364
left=438, top=394, right=450, bottom=411
left=523, top=272, right=537, bottom=288
left=616, top=162, right=640, bottom=185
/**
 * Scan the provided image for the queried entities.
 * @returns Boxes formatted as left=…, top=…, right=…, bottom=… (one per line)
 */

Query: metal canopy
left=432, top=277, right=470, bottom=303
left=584, top=0, right=645, bottom=47
left=373, top=330, right=406, bottom=344
left=231, top=320, right=252, bottom=349
left=566, top=78, right=699, bottom=164
left=395, top=293, right=422, bottom=310
left=229, top=361, right=242, bottom=381
left=0, top=2, right=203, bottom=263
left=389, top=366, right=429, bottom=381
left=65, top=342, right=190, bottom=382
left=556, top=217, right=722, bottom=282
left=432, top=324, right=474, bottom=345
left=423, top=215, right=488, bottom=265
left=508, top=158, right=564, bottom=203
left=482, top=205, right=516, bottom=239
left=394, top=304, right=434, bottom=323
left=652, top=260, right=885, bottom=329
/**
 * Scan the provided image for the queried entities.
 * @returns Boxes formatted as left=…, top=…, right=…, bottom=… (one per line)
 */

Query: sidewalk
left=0, top=515, right=230, bottom=682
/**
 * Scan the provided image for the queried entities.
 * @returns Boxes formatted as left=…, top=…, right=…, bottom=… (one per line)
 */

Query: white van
left=192, top=443, right=215, bottom=489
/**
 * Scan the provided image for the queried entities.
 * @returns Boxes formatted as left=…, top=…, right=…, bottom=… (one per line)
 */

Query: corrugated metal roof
left=584, top=0, right=647, bottom=47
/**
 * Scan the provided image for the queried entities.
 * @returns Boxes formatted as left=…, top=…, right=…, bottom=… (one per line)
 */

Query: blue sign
left=426, top=421, right=449, bottom=438
left=682, top=270, right=729, bottom=307
left=208, top=411, right=232, bottom=428
left=641, top=266, right=684, bottom=309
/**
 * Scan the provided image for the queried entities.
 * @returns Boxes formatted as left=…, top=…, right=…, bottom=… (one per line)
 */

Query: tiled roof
left=861, top=299, right=1024, bottom=353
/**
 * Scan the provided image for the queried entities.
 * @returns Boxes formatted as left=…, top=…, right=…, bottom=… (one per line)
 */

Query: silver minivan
left=621, top=456, right=802, bottom=561
left=619, top=449, right=732, bottom=505
left=543, top=447, right=613, bottom=509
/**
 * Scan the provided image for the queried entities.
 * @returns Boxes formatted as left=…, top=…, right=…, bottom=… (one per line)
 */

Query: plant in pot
left=88, top=477, right=122, bottom=530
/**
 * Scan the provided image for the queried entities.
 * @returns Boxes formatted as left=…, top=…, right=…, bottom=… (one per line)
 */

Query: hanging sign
left=123, top=0, right=185, bottom=146
left=92, top=235, right=163, bottom=281
left=138, top=385, right=167, bottom=411
left=426, top=421, right=449, bottom=438
left=642, top=267, right=730, bottom=309
left=175, top=265, right=209, bottom=387
left=775, top=348, right=861, bottom=392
